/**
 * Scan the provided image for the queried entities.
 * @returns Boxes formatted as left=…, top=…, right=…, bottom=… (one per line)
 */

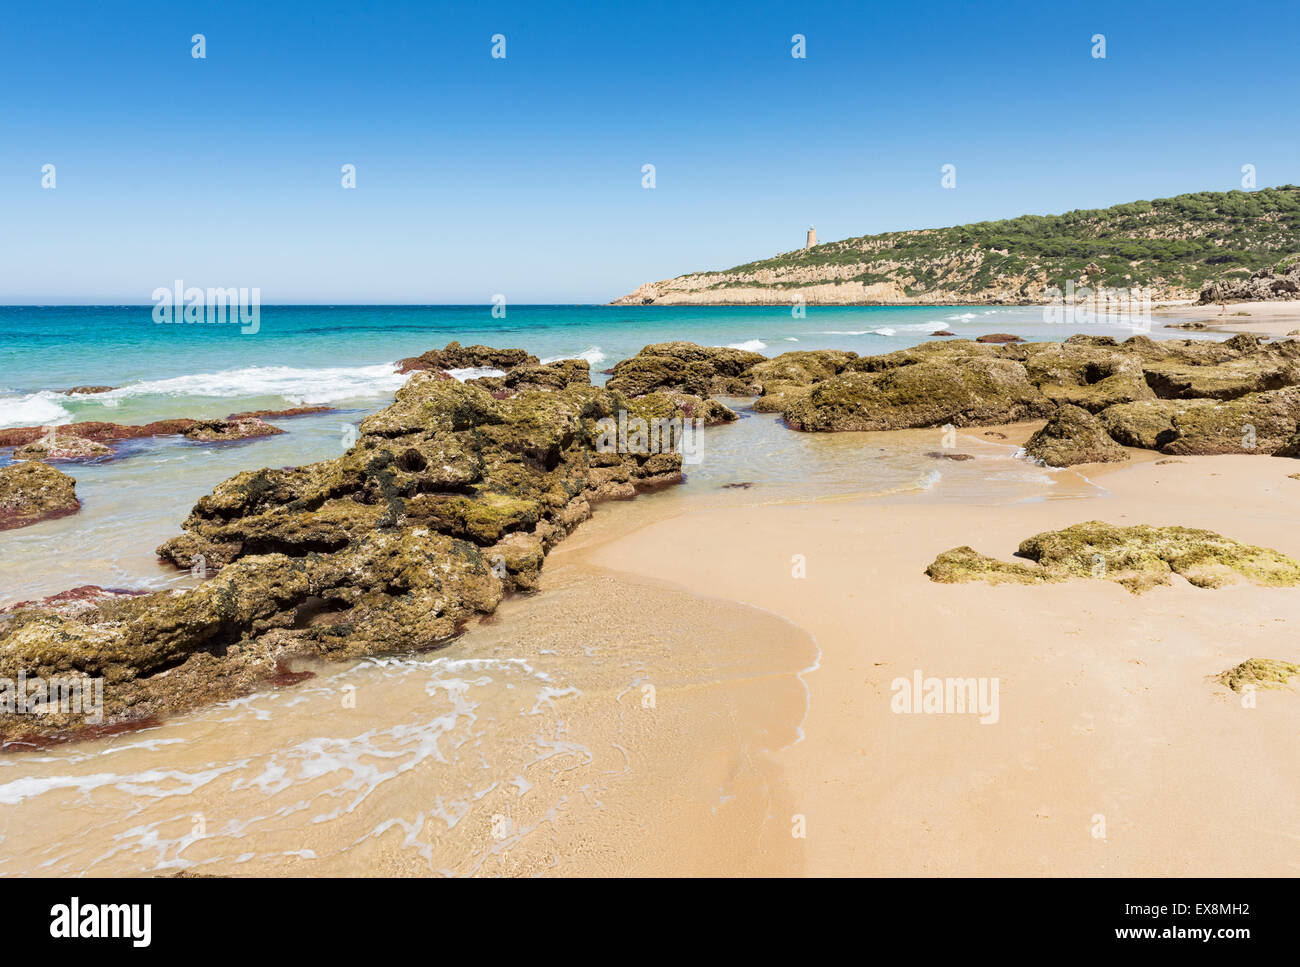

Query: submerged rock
left=1023, top=404, right=1129, bottom=467
left=60, top=385, right=117, bottom=395
left=13, top=436, right=114, bottom=461
left=0, top=461, right=80, bottom=530
left=182, top=417, right=285, bottom=443
left=927, top=521, right=1300, bottom=594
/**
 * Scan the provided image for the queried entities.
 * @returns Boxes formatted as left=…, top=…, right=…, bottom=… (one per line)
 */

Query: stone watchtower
left=806, top=225, right=817, bottom=249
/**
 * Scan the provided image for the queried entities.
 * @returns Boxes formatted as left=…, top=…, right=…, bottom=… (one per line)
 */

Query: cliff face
left=613, top=187, right=1300, bottom=306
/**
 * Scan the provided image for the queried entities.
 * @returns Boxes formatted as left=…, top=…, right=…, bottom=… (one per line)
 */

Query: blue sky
left=2, top=0, right=1298, bottom=304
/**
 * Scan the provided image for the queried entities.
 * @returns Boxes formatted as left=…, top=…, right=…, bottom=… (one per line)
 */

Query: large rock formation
left=780, top=343, right=1054, bottom=431
left=0, top=461, right=81, bottom=531
left=0, top=356, right=692, bottom=742
left=1200, top=261, right=1300, bottom=304
left=755, top=333, right=1300, bottom=461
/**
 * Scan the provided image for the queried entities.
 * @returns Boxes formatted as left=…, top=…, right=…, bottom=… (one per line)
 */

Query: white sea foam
left=725, top=339, right=767, bottom=351
left=542, top=346, right=606, bottom=366
left=0, top=392, right=72, bottom=429
left=89, top=363, right=410, bottom=407
left=444, top=366, right=507, bottom=381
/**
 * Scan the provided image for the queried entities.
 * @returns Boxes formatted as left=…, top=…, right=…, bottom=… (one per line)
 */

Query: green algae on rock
left=926, top=521, right=1300, bottom=594
left=1, top=356, right=689, bottom=742
left=605, top=342, right=766, bottom=397
left=782, top=354, right=1053, bottom=431
left=1216, top=658, right=1300, bottom=692
left=0, top=460, right=81, bottom=531
left=924, top=546, right=1048, bottom=586
left=1023, top=404, right=1129, bottom=467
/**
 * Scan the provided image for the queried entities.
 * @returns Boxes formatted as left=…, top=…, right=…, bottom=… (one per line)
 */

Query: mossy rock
left=782, top=355, right=1052, bottom=431
left=924, top=546, right=1048, bottom=586
left=606, top=342, right=766, bottom=396
left=1023, top=404, right=1129, bottom=467
left=1100, top=389, right=1300, bottom=455
left=0, top=460, right=81, bottom=531
left=742, top=350, right=858, bottom=392
left=1217, top=658, right=1300, bottom=692
left=927, top=521, right=1300, bottom=594
left=1022, top=342, right=1154, bottom=413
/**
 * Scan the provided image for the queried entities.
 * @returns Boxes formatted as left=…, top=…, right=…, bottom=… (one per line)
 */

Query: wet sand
left=0, top=513, right=816, bottom=877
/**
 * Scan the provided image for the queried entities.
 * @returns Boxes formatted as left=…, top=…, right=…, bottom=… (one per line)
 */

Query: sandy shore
left=1155, top=299, right=1300, bottom=339
left=577, top=426, right=1300, bottom=875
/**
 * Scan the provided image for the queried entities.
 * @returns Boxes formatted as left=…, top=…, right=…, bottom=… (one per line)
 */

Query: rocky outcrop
left=0, top=355, right=692, bottom=741
left=781, top=346, right=1054, bottom=431
left=396, top=340, right=539, bottom=375
left=182, top=417, right=285, bottom=443
left=1023, top=404, right=1128, bottom=467
left=1102, top=390, right=1300, bottom=455
left=605, top=342, right=767, bottom=397
left=927, top=521, right=1300, bottom=594
left=1022, top=336, right=1154, bottom=413
left=0, top=412, right=301, bottom=461
left=13, top=436, right=114, bottom=461
left=0, top=419, right=196, bottom=449
left=60, top=385, right=117, bottom=396
left=502, top=359, right=592, bottom=393
left=1200, top=261, right=1300, bottom=304
left=760, top=334, right=1300, bottom=461
left=0, top=461, right=80, bottom=530
left=227, top=406, right=333, bottom=420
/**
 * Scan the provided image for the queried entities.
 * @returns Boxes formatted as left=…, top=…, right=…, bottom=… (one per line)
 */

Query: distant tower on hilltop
left=806, top=225, right=817, bottom=249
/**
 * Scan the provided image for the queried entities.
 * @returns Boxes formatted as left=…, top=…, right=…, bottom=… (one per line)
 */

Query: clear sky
left=2, top=0, right=1297, bottom=304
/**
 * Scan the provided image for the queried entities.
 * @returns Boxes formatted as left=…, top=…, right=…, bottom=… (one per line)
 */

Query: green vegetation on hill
left=704, top=186, right=1300, bottom=297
